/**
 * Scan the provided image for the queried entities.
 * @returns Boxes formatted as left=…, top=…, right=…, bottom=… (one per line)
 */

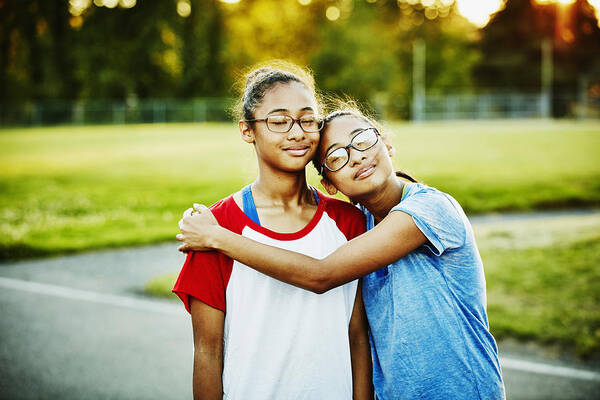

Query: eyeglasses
left=320, top=127, right=380, bottom=173
left=245, top=115, right=324, bottom=133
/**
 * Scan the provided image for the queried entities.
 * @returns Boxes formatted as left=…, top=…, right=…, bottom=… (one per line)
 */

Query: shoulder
left=317, top=191, right=366, bottom=239
left=402, top=183, right=462, bottom=214
left=318, top=191, right=364, bottom=221
left=393, top=183, right=467, bottom=253
left=208, top=194, right=235, bottom=215
left=404, top=182, right=439, bottom=198
left=208, top=194, right=244, bottom=229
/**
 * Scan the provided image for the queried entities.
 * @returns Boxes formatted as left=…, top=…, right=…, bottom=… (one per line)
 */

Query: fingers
left=183, top=208, right=193, bottom=218
left=177, top=244, right=190, bottom=253
left=176, top=233, right=184, bottom=242
left=193, top=203, right=209, bottom=212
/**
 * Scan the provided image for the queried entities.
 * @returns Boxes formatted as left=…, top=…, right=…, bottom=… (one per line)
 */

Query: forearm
left=349, top=283, right=374, bottom=400
left=193, top=350, right=223, bottom=400
left=200, top=211, right=426, bottom=293
left=350, top=336, right=374, bottom=400
left=211, top=226, right=334, bottom=293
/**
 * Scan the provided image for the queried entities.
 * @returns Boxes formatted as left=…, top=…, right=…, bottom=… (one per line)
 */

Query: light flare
left=120, top=0, right=136, bottom=8
left=455, top=0, right=505, bottom=27
left=177, top=0, right=191, bottom=17
left=69, top=0, right=91, bottom=16
left=536, top=0, right=575, bottom=4
left=587, top=0, right=600, bottom=27
left=326, top=6, right=341, bottom=21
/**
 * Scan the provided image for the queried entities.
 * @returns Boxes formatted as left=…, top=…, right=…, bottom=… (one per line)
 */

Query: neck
left=252, top=164, right=313, bottom=206
left=352, top=174, right=406, bottom=223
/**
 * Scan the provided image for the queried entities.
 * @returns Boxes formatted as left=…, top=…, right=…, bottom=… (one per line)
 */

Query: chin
left=347, top=177, right=384, bottom=197
left=281, top=161, right=311, bottom=173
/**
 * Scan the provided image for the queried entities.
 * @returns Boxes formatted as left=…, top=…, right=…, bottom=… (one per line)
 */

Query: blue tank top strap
left=243, top=185, right=318, bottom=226
left=310, top=186, right=319, bottom=204
left=241, top=184, right=261, bottom=226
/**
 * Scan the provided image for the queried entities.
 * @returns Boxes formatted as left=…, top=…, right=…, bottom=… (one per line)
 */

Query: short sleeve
left=320, top=194, right=367, bottom=240
left=172, top=250, right=232, bottom=314
left=342, top=205, right=367, bottom=240
left=391, top=187, right=466, bottom=256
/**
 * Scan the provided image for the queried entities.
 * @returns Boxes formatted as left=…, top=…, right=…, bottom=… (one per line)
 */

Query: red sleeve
left=321, top=195, right=367, bottom=241
left=172, top=250, right=233, bottom=313
left=172, top=197, right=239, bottom=314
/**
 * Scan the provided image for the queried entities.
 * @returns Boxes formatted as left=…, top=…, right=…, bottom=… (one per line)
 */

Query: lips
left=283, top=145, right=311, bottom=157
left=354, top=164, right=376, bottom=180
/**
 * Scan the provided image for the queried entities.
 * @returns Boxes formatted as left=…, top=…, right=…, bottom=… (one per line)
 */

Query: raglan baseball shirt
left=173, top=190, right=366, bottom=400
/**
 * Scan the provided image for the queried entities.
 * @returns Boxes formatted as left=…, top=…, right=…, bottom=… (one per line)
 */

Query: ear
left=386, top=142, right=395, bottom=157
left=320, top=178, right=338, bottom=196
left=239, top=120, right=255, bottom=144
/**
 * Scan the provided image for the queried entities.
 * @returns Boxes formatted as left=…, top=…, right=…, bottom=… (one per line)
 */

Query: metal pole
left=541, top=38, right=553, bottom=119
left=578, top=75, right=589, bottom=119
left=412, top=39, right=426, bottom=122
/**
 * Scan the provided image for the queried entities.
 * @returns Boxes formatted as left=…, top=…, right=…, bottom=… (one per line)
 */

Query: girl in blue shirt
left=177, top=106, right=505, bottom=400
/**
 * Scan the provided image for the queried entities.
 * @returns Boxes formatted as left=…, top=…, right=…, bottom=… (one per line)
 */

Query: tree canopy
left=1, top=0, right=598, bottom=119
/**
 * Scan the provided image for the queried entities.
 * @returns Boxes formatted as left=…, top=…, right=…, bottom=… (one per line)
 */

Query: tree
left=475, top=0, right=600, bottom=115
left=179, top=0, right=227, bottom=97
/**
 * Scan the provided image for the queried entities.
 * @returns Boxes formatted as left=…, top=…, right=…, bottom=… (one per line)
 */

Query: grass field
left=1, top=119, right=599, bottom=260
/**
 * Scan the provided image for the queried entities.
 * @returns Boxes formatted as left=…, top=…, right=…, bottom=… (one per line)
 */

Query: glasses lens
left=325, top=147, right=349, bottom=172
left=352, top=128, right=378, bottom=150
left=266, top=115, right=293, bottom=132
left=299, top=116, right=322, bottom=132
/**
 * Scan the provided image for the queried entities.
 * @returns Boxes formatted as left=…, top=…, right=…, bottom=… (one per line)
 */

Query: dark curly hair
left=232, top=60, right=322, bottom=123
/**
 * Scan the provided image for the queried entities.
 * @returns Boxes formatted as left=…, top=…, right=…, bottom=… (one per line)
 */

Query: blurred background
left=2, top=0, right=600, bottom=123
left=1, top=1, right=599, bottom=399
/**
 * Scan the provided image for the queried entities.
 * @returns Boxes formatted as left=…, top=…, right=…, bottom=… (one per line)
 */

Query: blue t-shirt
left=361, top=183, right=505, bottom=400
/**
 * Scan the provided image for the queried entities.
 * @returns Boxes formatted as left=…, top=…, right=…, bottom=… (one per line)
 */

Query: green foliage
left=476, top=0, right=600, bottom=116
left=1, top=0, right=484, bottom=120
left=178, top=0, right=227, bottom=97
left=310, top=1, right=481, bottom=119
left=73, top=2, right=178, bottom=100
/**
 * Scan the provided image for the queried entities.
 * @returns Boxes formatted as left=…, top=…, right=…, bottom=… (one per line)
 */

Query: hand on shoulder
left=177, top=204, right=221, bottom=252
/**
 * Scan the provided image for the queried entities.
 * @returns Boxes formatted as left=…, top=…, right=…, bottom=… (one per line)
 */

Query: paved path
left=1, top=211, right=599, bottom=399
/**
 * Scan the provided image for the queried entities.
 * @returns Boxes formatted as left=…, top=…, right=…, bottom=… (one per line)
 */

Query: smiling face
left=318, top=115, right=395, bottom=199
left=242, top=81, right=321, bottom=174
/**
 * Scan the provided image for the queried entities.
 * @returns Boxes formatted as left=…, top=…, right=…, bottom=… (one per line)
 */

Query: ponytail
left=396, top=171, right=418, bottom=183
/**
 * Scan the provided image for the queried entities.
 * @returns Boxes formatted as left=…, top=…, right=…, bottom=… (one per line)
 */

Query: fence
left=417, top=92, right=600, bottom=121
left=423, top=93, right=543, bottom=120
left=2, top=93, right=599, bottom=126
left=0, top=98, right=234, bottom=126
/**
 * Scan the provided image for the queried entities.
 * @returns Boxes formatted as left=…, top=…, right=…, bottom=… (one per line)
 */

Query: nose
left=286, top=120, right=306, bottom=140
left=348, top=147, right=366, bottom=167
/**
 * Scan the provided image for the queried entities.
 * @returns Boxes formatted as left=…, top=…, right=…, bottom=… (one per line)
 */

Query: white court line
left=0, top=276, right=185, bottom=316
left=1, top=276, right=599, bottom=382
left=500, top=356, right=600, bottom=382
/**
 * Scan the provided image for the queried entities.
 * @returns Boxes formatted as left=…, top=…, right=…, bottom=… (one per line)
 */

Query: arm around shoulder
left=313, top=210, right=428, bottom=292
left=211, top=211, right=427, bottom=293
